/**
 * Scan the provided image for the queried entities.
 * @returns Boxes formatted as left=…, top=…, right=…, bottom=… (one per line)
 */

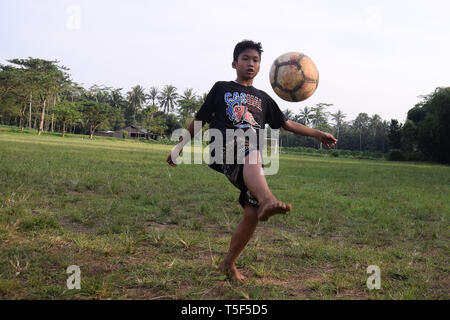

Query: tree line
left=279, top=87, right=449, bottom=164
left=280, top=103, right=390, bottom=152
left=0, top=58, right=204, bottom=139
left=1, top=58, right=448, bottom=163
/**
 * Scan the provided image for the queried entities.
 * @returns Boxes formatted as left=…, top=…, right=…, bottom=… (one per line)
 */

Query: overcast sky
left=1, top=0, right=449, bottom=123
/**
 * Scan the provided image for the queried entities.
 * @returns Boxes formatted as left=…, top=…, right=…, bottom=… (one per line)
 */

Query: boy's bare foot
left=257, top=198, right=292, bottom=221
left=219, top=261, right=247, bottom=282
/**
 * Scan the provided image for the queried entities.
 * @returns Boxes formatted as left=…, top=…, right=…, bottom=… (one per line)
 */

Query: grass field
left=0, top=130, right=449, bottom=300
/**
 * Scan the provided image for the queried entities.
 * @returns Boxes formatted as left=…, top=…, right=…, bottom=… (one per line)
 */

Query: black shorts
left=209, top=137, right=260, bottom=209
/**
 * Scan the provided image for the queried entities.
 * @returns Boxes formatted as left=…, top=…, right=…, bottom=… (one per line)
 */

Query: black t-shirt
left=195, top=81, right=286, bottom=150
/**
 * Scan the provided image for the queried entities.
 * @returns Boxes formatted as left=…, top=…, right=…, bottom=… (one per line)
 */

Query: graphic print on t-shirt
left=224, top=92, right=262, bottom=129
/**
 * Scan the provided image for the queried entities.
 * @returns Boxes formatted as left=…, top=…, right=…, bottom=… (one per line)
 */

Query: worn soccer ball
left=269, top=52, right=319, bottom=102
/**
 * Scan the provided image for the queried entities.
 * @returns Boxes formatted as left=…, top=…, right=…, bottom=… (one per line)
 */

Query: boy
left=166, top=40, right=337, bottom=281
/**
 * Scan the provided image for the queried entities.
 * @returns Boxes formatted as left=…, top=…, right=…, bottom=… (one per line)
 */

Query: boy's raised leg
left=219, top=204, right=259, bottom=281
left=243, top=150, right=292, bottom=221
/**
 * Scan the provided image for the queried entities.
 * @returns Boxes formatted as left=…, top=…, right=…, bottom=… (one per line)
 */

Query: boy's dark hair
left=233, top=40, right=263, bottom=62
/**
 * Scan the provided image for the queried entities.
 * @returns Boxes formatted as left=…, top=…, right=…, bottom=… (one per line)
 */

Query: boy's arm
left=282, top=120, right=337, bottom=149
left=166, top=117, right=205, bottom=166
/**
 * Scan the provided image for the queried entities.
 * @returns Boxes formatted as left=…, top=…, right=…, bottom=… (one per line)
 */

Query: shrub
left=156, top=137, right=178, bottom=145
left=362, top=151, right=374, bottom=159
left=388, top=149, right=405, bottom=161
left=342, top=150, right=352, bottom=157
left=404, top=151, right=426, bottom=162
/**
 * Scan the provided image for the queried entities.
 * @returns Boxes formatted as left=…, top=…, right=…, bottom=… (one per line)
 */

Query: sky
left=1, top=0, right=449, bottom=123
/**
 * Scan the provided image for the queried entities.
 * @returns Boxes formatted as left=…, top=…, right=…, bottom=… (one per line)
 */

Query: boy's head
left=232, top=40, right=263, bottom=82
left=233, top=40, right=263, bottom=62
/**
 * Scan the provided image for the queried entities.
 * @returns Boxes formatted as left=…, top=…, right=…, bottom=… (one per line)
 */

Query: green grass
left=0, top=130, right=449, bottom=299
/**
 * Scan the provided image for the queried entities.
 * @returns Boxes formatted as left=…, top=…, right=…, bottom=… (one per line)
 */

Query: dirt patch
left=428, top=274, right=450, bottom=298
left=123, top=287, right=175, bottom=299
left=59, top=217, right=94, bottom=234
left=144, top=221, right=179, bottom=231
left=254, top=277, right=313, bottom=299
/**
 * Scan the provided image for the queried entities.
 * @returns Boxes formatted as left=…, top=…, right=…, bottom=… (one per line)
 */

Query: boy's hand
left=166, top=145, right=182, bottom=167
left=166, top=152, right=177, bottom=167
left=316, top=131, right=337, bottom=148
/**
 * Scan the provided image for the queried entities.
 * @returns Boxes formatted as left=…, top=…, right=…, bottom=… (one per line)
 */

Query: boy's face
left=232, top=49, right=261, bottom=81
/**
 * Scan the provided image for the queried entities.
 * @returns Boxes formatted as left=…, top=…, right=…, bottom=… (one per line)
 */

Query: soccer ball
left=269, top=52, right=319, bottom=102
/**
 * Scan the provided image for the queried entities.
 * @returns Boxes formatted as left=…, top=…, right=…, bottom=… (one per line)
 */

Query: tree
left=177, top=88, right=201, bottom=125
left=1, top=62, right=40, bottom=130
left=86, top=84, right=112, bottom=103
left=53, top=100, right=79, bottom=137
left=108, top=88, right=127, bottom=130
left=7, top=58, right=71, bottom=136
left=58, top=83, right=85, bottom=134
left=126, top=85, right=146, bottom=125
left=164, top=113, right=181, bottom=136
left=407, top=105, right=426, bottom=123
left=109, top=88, right=125, bottom=109
left=367, top=114, right=386, bottom=152
left=198, top=92, right=208, bottom=106
left=150, top=116, right=168, bottom=137
left=0, top=66, right=28, bottom=131
left=408, top=87, right=450, bottom=163
left=353, top=113, right=369, bottom=151
left=148, top=86, right=159, bottom=106
left=141, top=106, right=167, bottom=137
left=297, top=106, right=313, bottom=125
left=311, top=103, right=332, bottom=148
left=0, top=65, right=23, bottom=101
left=158, top=84, right=178, bottom=114
left=283, top=108, right=294, bottom=121
left=401, top=120, right=417, bottom=152
left=331, top=109, right=346, bottom=149
left=61, top=82, right=84, bottom=103
left=0, top=91, right=22, bottom=126
left=310, top=103, right=331, bottom=129
left=388, top=119, right=402, bottom=150
left=80, top=101, right=115, bottom=139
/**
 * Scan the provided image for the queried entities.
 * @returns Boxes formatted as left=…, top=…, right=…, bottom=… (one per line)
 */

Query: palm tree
left=353, top=113, right=369, bottom=151
left=109, top=88, right=125, bottom=109
left=148, top=86, right=159, bottom=106
left=87, top=84, right=111, bottom=103
left=368, top=114, right=384, bottom=151
left=310, top=103, right=331, bottom=129
left=311, top=103, right=332, bottom=149
left=296, top=106, right=313, bottom=125
left=369, top=114, right=382, bottom=135
left=127, top=85, right=147, bottom=125
left=198, top=92, right=208, bottom=106
left=283, top=108, right=294, bottom=121
left=158, top=84, right=178, bottom=114
left=178, top=88, right=196, bottom=102
left=331, top=109, right=346, bottom=149
left=177, top=88, right=199, bottom=120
